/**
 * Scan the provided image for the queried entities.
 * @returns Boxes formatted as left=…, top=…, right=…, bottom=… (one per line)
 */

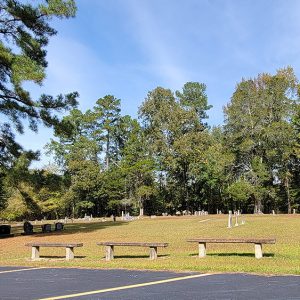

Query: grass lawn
left=0, top=215, right=299, bottom=275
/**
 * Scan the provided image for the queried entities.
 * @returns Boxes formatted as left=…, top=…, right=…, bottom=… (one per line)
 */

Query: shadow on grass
left=189, top=252, right=275, bottom=258
left=12, top=221, right=128, bottom=237
left=113, top=254, right=170, bottom=259
left=39, top=255, right=86, bottom=259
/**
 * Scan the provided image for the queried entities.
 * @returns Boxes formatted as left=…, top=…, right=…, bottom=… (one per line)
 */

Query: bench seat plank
left=97, top=242, right=168, bottom=261
left=187, top=238, right=276, bottom=244
left=25, top=243, right=83, bottom=247
left=97, top=242, right=168, bottom=247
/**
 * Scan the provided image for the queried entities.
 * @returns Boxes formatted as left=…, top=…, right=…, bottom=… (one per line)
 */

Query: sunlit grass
left=1, top=215, right=299, bottom=275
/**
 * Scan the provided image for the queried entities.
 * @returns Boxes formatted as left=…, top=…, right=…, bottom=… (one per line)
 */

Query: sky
left=16, top=0, right=300, bottom=168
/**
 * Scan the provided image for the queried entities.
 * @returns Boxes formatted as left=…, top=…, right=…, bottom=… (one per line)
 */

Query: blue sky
left=18, top=0, right=300, bottom=167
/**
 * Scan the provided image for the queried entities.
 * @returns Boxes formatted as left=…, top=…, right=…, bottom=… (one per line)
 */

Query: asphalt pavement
left=0, top=267, right=299, bottom=299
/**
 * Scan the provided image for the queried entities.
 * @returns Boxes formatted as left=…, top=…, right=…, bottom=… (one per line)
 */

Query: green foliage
left=227, top=180, right=254, bottom=203
left=4, top=67, right=300, bottom=219
left=0, top=0, right=78, bottom=167
left=139, top=82, right=212, bottom=212
left=224, top=67, right=300, bottom=212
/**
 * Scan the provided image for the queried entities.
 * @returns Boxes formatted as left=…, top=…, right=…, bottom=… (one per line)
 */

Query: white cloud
left=124, top=0, right=188, bottom=89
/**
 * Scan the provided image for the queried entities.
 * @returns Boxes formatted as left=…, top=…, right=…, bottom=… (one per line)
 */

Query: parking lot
left=1, top=267, right=300, bottom=299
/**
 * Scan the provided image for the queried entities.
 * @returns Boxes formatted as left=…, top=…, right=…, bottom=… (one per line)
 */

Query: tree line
left=1, top=1, right=300, bottom=220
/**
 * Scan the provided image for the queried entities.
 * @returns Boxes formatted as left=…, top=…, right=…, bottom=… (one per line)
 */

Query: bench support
left=149, top=246, right=157, bottom=260
left=105, top=245, right=114, bottom=261
left=255, top=243, right=263, bottom=259
left=31, top=246, right=40, bottom=260
left=199, top=242, right=206, bottom=258
left=66, top=247, right=74, bottom=260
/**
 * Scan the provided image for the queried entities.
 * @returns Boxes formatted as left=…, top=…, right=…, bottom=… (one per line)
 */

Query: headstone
left=54, top=222, right=64, bottom=231
left=272, top=210, right=275, bottom=215
left=235, top=212, right=239, bottom=226
left=0, top=225, right=14, bottom=238
left=227, top=211, right=232, bottom=228
left=41, top=224, right=51, bottom=233
left=293, top=209, right=296, bottom=214
left=23, top=221, right=34, bottom=235
left=0, top=225, right=11, bottom=235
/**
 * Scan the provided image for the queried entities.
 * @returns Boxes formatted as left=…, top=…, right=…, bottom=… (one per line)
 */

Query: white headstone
left=228, top=211, right=232, bottom=228
left=235, top=213, right=239, bottom=226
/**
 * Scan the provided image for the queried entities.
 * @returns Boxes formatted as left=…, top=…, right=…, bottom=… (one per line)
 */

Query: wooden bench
left=25, top=243, right=83, bottom=260
left=97, top=242, right=168, bottom=261
left=187, top=238, right=276, bottom=259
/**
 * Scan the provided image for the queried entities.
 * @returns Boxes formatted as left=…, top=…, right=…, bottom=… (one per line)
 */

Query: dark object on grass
left=0, top=225, right=14, bottom=238
left=23, top=221, right=34, bottom=235
left=55, top=222, right=64, bottom=231
left=41, top=224, right=52, bottom=233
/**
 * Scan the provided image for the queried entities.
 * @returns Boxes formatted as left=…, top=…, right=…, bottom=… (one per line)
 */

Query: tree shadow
left=12, top=221, right=128, bottom=237
left=39, top=255, right=86, bottom=259
left=208, top=252, right=275, bottom=258
left=113, top=254, right=170, bottom=259
left=188, top=252, right=274, bottom=258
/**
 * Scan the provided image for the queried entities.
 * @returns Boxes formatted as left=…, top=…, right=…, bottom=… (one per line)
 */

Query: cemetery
left=1, top=1, right=300, bottom=298
left=0, top=213, right=299, bottom=275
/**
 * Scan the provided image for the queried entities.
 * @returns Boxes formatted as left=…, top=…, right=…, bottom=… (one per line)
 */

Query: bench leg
left=66, top=247, right=74, bottom=260
left=106, top=245, right=114, bottom=261
left=149, top=247, right=157, bottom=260
left=31, top=246, right=40, bottom=260
left=199, top=242, right=206, bottom=258
left=255, top=243, right=263, bottom=259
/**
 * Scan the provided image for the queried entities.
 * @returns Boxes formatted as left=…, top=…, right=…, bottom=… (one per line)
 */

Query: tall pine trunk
left=285, top=175, right=291, bottom=214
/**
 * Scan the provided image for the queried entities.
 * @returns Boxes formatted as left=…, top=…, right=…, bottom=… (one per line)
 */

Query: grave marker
left=23, top=221, right=34, bottom=235
left=227, top=211, right=232, bottom=228
left=0, top=225, right=14, bottom=238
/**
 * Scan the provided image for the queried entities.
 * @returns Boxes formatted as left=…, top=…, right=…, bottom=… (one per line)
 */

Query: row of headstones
left=0, top=222, right=65, bottom=237
left=0, top=222, right=63, bottom=237
left=121, top=212, right=133, bottom=221
left=227, top=211, right=245, bottom=228
left=194, top=211, right=209, bottom=216
left=23, top=221, right=64, bottom=235
left=272, top=209, right=297, bottom=215
left=173, top=210, right=209, bottom=216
